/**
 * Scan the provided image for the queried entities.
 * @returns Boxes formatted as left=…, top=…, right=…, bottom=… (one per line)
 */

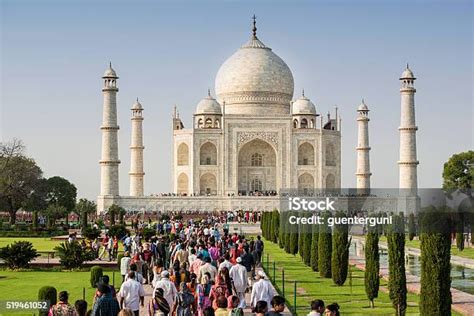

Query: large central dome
left=215, top=31, right=294, bottom=115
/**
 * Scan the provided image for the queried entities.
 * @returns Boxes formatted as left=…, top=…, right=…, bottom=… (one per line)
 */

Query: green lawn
left=261, top=238, right=461, bottom=316
left=0, top=237, right=62, bottom=253
left=0, top=269, right=122, bottom=315
left=379, top=236, right=474, bottom=260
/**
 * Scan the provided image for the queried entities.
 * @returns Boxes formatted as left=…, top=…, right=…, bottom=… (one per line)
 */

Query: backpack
left=230, top=308, right=243, bottom=316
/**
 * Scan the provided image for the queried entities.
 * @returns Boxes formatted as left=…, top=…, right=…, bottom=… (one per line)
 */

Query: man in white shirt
left=218, top=253, right=233, bottom=272
left=250, top=271, right=275, bottom=309
left=229, top=257, right=248, bottom=308
left=120, top=252, right=131, bottom=283
left=188, top=248, right=197, bottom=267
left=153, top=271, right=177, bottom=310
left=118, top=271, right=145, bottom=316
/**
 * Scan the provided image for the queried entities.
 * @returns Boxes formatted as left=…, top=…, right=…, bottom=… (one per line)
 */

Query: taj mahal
left=96, top=17, right=419, bottom=213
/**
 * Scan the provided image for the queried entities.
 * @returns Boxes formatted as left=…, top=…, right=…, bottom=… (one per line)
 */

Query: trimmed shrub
left=408, top=213, right=416, bottom=241
left=0, top=241, right=39, bottom=269
left=310, top=220, right=319, bottom=271
left=387, top=214, right=407, bottom=315
left=90, top=265, right=103, bottom=287
left=108, top=225, right=129, bottom=239
left=82, top=227, right=100, bottom=240
left=38, top=286, right=57, bottom=316
left=331, top=211, right=349, bottom=286
left=365, top=226, right=380, bottom=308
left=318, top=212, right=332, bottom=278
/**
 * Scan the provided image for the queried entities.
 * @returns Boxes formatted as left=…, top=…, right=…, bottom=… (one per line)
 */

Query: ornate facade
left=171, top=22, right=341, bottom=197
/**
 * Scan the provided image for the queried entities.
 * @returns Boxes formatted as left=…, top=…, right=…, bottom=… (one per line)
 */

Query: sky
left=1, top=0, right=472, bottom=200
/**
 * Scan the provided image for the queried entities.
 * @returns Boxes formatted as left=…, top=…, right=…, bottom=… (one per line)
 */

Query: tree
left=0, top=139, right=43, bottom=224
left=318, top=212, right=332, bottom=278
left=42, top=204, right=68, bottom=229
left=278, top=211, right=285, bottom=249
left=331, top=211, right=350, bottom=286
left=443, top=151, right=474, bottom=252
left=387, top=214, right=407, bottom=315
left=289, top=212, right=299, bottom=255
left=408, top=213, right=416, bottom=241
left=46, top=176, right=77, bottom=211
left=303, top=220, right=312, bottom=266
left=118, top=207, right=126, bottom=225
left=365, top=225, right=380, bottom=308
left=419, top=206, right=452, bottom=315
left=442, top=151, right=474, bottom=190
left=0, top=241, right=39, bottom=269
left=272, top=210, right=280, bottom=244
left=310, top=218, right=319, bottom=271
left=75, top=198, right=97, bottom=229
left=107, top=204, right=122, bottom=226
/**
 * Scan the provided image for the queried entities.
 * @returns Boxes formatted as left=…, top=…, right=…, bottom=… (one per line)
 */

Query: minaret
left=129, top=99, right=145, bottom=196
left=356, top=99, right=371, bottom=191
left=398, top=64, right=419, bottom=192
left=100, top=63, right=120, bottom=196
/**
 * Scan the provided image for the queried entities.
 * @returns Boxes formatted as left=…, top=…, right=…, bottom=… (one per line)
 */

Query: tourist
left=126, top=263, right=144, bottom=284
left=99, top=234, right=109, bottom=260
left=48, top=291, right=76, bottom=316
left=174, top=243, right=188, bottom=268
left=93, top=275, right=117, bottom=302
left=198, top=256, right=217, bottom=284
left=91, top=283, right=120, bottom=316
left=120, top=252, right=132, bottom=282
left=254, top=300, right=268, bottom=316
left=107, top=234, right=114, bottom=261
left=228, top=296, right=243, bottom=316
left=196, top=274, right=212, bottom=316
left=214, top=296, right=229, bottom=316
left=154, top=270, right=178, bottom=310
left=113, top=236, right=119, bottom=259
left=266, top=296, right=286, bottom=316
left=173, top=282, right=195, bottom=316
left=229, top=257, right=248, bottom=308
left=152, top=258, right=164, bottom=288
left=308, top=299, right=325, bottom=316
left=188, top=248, right=197, bottom=267
left=74, top=300, right=87, bottom=316
left=142, top=242, right=153, bottom=284
left=250, top=271, right=274, bottom=309
left=189, top=253, right=203, bottom=274
left=240, top=245, right=255, bottom=289
left=118, top=271, right=145, bottom=316
left=118, top=309, right=134, bottom=316
left=203, top=306, right=215, bottom=316
left=218, top=253, right=232, bottom=272
left=254, top=235, right=264, bottom=267
left=148, top=288, right=170, bottom=316
left=323, top=303, right=340, bottom=316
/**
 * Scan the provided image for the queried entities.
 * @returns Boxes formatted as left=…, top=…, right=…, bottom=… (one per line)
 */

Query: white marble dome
left=292, top=95, right=316, bottom=115
left=215, top=35, right=294, bottom=114
left=195, top=94, right=222, bottom=115
left=400, top=65, right=415, bottom=79
left=132, top=99, right=143, bottom=110
left=358, top=99, right=369, bottom=112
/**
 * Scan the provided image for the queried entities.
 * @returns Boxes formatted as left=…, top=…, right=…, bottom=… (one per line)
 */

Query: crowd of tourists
left=47, top=214, right=340, bottom=316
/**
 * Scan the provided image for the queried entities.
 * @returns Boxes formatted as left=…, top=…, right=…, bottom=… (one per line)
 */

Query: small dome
left=196, top=93, right=222, bottom=115
left=292, top=94, right=316, bottom=115
left=358, top=99, right=369, bottom=112
left=400, top=64, right=415, bottom=79
left=132, top=99, right=143, bottom=110
left=103, top=63, right=118, bottom=78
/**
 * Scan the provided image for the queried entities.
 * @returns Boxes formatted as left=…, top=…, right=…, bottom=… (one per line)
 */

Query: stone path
left=351, top=236, right=474, bottom=315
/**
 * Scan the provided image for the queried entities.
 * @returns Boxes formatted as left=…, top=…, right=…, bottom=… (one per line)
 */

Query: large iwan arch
left=238, top=139, right=276, bottom=195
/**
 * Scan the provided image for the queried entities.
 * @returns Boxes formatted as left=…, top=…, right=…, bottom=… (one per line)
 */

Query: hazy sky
left=1, top=0, right=472, bottom=200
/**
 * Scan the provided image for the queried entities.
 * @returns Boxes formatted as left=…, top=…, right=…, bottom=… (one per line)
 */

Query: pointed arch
left=177, top=173, right=188, bottom=195
left=177, top=143, right=189, bottom=166
left=298, top=142, right=314, bottom=165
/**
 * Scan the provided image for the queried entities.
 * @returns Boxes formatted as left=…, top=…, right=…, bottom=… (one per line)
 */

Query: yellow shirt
left=215, top=308, right=229, bottom=316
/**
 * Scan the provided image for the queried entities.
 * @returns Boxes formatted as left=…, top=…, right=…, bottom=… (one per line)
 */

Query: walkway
left=351, top=236, right=474, bottom=315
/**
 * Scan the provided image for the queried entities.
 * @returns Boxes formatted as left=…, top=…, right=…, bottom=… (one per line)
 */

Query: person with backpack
left=196, top=274, right=212, bottom=316
left=173, top=282, right=196, bottom=316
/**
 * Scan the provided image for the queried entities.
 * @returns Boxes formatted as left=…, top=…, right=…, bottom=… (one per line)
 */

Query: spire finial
left=362, top=98, right=365, bottom=104
left=136, top=97, right=139, bottom=102
left=252, top=14, right=257, bottom=38
left=302, top=88, right=305, bottom=97
left=109, top=61, right=112, bottom=68
left=208, top=88, right=211, bottom=97
left=406, top=62, right=410, bottom=69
